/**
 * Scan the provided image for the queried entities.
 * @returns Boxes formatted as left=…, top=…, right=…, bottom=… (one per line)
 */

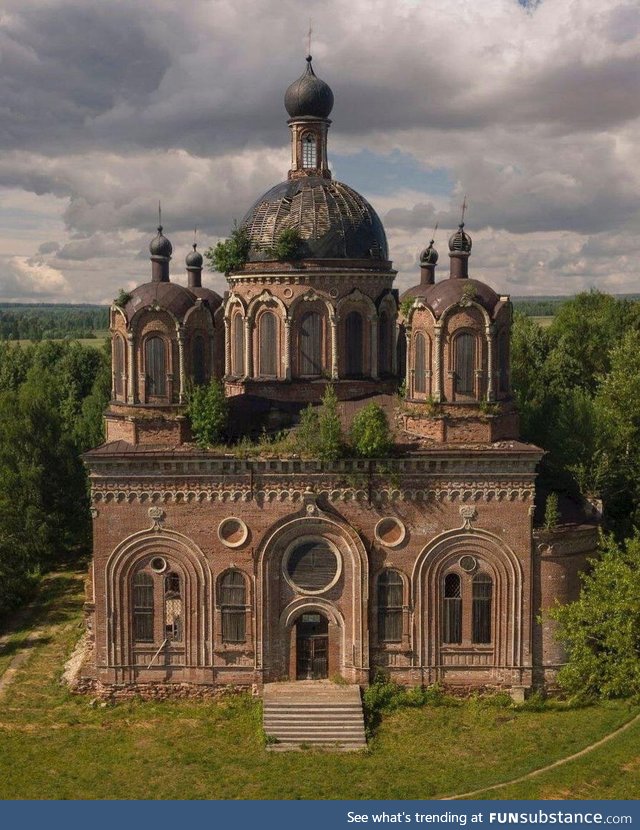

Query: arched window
left=414, top=332, right=427, bottom=395
left=259, top=311, right=278, bottom=377
left=192, top=335, right=206, bottom=386
left=454, top=332, right=476, bottom=396
left=302, top=133, right=317, bottom=168
left=145, top=336, right=166, bottom=397
left=219, top=571, right=247, bottom=643
left=113, top=335, right=125, bottom=399
left=379, top=310, right=391, bottom=375
left=377, top=570, right=403, bottom=642
left=345, top=311, right=364, bottom=377
left=498, top=330, right=509, bottom=395
left=132, top=572, right=154, bottom=643
left=164, top=571, right=182, bottom=642
left=299, top=311, right=323, bottom=376
left=472, top=573, right=492, bottom=644
left=232, top=313, right=244, bottom=377
left=443, top=573, right=462, bottom=644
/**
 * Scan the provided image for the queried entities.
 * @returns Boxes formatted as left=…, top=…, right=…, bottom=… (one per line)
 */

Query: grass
left=0, top=569, right=638, bottom=800
left=13, top=330, right=109, bottom=349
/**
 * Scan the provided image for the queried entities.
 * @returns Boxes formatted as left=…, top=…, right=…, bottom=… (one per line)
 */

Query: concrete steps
left=263, top=682, right=366, bottom=751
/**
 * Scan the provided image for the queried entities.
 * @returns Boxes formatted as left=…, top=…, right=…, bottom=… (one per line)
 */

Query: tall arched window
left=132, top=572, right=154, bottom=643
left=472, top=573, right=492, bottom=644
left=232, top=313, right=244, bottom=377
left=113, top=335, right=125, bottom=399
left=192, top=335, right=206, bottom=386
left=299, top=311, right=323, bottom=375
left=443, top=573, right=462, bottom=644
left=302, top=132, right=317, bottom=168
left=219, top=571, right=247, bottom=643
left=377, top=570, right=403, bottom=642
left=345, top=311, right=364, bottom=377
left=454, top=332, right=476, bottom=396
left=145, top=336, right=166, bottom=397
left=259, top=311, right=278, bottom=377
left=414, top=332, right=427, bottom=395
left=379, top=310, right=391, bottom=375
left=164, top=571, right=183, bottom=642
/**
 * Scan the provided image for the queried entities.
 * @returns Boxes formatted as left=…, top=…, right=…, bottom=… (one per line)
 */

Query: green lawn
left=0, top=570, right=637, bottom=800
left=13, top=330, right=109, bottom=349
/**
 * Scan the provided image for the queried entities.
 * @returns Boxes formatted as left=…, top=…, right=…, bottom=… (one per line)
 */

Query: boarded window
left=414, top=332, right=427, bottom=394
left=379, top=311, right=391, bottom=375
left=302, top=133, right=317, bottom=168
left=220, top=570, right=246, bottom=643
left=472, top=573, right=492, bottom=644
left=259, top=311, right=278, bottom=377
left=454, top=332, right=475, bottom=396
left=299, top=311, right=323, bottom=375
left=443, top=573, right=462, bottom=644
left=232, top=313, right=244, bottom=377
left=133, top=572, right=154, bottom=643
left=377, top=570, right=403, bottom=642
left=145, top=336, right=166, bottom=397
left=114, top=335, right=125, bottom=399
left=286, top=540, right=337, bottom=592
left=164, top=571, right=182, bottom=642
left=345, top=311, right=364, bottom=377
left=192, top=335, right=206, bottom=386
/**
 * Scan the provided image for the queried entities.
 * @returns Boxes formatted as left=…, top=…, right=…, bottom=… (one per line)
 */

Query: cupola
left=149, top=225, right=172, bottom=282
left=449, top=223, right=472, bottom=279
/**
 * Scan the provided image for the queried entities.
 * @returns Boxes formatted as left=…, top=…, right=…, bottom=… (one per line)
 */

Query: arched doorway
left=296, top=612, right=329, bottom=679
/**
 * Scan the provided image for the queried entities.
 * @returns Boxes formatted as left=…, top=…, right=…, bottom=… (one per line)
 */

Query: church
left=82, top=56, right=596, bottom=696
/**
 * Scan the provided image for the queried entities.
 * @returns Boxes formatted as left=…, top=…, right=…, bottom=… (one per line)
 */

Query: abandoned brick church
left=83, top=57, right=596, bottom=695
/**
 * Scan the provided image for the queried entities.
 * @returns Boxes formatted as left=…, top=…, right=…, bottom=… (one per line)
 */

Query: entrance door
left=296, top=613, right=329, bottom=680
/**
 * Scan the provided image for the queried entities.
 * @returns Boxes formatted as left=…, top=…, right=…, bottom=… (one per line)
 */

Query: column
left=177, top=327, right=185, bottom=403
left=330, top=316, right=339, bottom=380
left=392, top=317, right=399, bottom=375
left=244, top=317, right=253, bottom=379
left=434, top=325, right=442, bottom=402
left=486, top=324, right=495, bottom=401
left=127, top=333, right=135, bottom=404
left=405, top=326, right=412, bottom=394
left=370, top=316, right=378, bottom=380
left=284, top=318, right=291, bottom=381
left=224, top=317, right=231, bottom=377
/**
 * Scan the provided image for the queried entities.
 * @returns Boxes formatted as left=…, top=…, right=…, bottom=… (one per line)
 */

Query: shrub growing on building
left=187, top=380, right=229, bottom=447
left=318, top=385, right=343, bottom=461
left=350, top=402, right=392, bottom=458
left=205, top=225, right=251, bottom=275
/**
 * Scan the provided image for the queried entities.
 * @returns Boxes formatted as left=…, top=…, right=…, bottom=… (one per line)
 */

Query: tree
left=267, top=228, right=303, bottom=261
left=293, top=404, right=321, bottom=457
left=550, top=534, right=640, bottom=699
left=318, top=385, right=343, bottom=461
left=187, top=380, right=229, bottom=447
left=350, top=403, right=392, bottom=458
left=204, top=225, right=251, bottom=275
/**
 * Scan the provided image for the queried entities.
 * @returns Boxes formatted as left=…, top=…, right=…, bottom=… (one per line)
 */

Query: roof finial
left=460, top=194, right=468, bottom=228
left=193, top=227, right=198, bottom=250
left=307, top=19, right=313, bottom=59
left=430, top=221, right=439, bottom=248
left=158, top=200, right=162, bottom=232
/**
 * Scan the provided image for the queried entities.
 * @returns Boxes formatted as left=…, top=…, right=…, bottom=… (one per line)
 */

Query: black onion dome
left=420, top=240, right=438, bottom=265
left=186, top=243, right=203, bottom=268
left=241, top=176, right=389, bottom=261
left=284, top=56, right=334, bottom=119
left=449, top=222, right=472, bottom=253
left=149, top=225, right=173, bottom=258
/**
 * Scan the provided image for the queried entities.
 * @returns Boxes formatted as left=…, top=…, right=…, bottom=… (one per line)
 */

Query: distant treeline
left=0, top=304, right=109, bottom=341
left=513, top=294, right=640, bottom=318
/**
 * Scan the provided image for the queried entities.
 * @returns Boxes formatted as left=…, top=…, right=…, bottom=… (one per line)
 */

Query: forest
left=0, top=304, right=108, bottom=341
left=0, top=290, right=638, bottom=695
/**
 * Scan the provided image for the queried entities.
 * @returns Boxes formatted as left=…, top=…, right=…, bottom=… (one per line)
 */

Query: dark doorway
left=296, top=613, right=329, bottom=680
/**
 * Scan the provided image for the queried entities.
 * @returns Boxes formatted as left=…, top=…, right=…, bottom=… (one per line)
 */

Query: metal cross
left=460, top=195, right=468, bottom=225
left=307, top=20, right=313, bottom=57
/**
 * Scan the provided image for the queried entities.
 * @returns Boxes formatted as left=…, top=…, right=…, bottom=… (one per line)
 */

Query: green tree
left=267, top=228, right=304, bottom=261
left=318, top=385, right=343, bottom=461
left=349, top=403, right=392, bottom=458
left=293, top=404, right=321, bottom=457
left=550, top=534, right=640, bottom=699
left=187, top=380, right=229, bottom=447
left=204, top=225, right=251, bottom=275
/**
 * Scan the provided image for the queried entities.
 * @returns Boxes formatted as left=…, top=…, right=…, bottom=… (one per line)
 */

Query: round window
left=459, top=555, right=478, bottom=573
left=284, top=538, right=340, bottom=594
left=150, top=556, right=167, bottom=573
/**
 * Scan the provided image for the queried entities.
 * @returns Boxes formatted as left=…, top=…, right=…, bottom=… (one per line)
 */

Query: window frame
left=377, top=569, right=404, bottom=644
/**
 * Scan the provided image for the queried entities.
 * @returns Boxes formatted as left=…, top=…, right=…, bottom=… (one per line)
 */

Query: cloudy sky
left=0, top=0, right=639, bottom=303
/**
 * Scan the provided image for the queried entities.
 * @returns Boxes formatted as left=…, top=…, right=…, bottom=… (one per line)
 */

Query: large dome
left=240, top=176, right=389, bottom=262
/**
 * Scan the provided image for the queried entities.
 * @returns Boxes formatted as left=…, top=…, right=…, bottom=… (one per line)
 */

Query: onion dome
left=284, top=56, right=334, bottom=119
left=149, top=225, right=173, bottom=258
left=123, top=282, right=197, bottom=321
left=448, top=222, right=472, bottom=253
left=241, top=176, right=388, bottom=261
left=186, top=243, right=203, bottom=268
left=420, top=240, right=439, bottom=265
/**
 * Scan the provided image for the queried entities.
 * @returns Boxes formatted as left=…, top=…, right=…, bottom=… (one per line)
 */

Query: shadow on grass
left=0, top=570, right=85, bottom=640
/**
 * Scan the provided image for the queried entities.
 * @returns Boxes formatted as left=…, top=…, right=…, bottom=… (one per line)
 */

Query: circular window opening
left=284, top=538, right=340, bottom=594
left=374, top=517, right=406, bottom=548
left=150, top=556, right=167, bottom=573
left=218, top=517, right=249, bottom=549
left=459, top=555, right=478, bottom=573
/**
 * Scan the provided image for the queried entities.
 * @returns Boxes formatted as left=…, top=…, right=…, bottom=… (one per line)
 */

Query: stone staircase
left=263, top=681, right=367, bottom=751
